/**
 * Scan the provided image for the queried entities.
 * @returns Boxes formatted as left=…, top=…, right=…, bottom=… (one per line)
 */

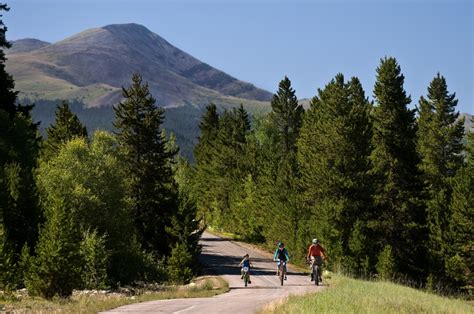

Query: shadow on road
left=200, top=237, right=229, bottom=242
left=199, top=252, right=302, bottom=276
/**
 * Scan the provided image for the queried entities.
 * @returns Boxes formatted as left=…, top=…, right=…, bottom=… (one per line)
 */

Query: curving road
left=104, top=232, right=323, bottom=313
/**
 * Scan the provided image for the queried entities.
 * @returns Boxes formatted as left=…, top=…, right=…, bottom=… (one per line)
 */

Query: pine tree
left=193, top=103, right=219, bottom=223
left=262, top=76, right=304, bottom=255
left=166, top=191, right=204, bottom=283
left=445, top=129, right=473, bottom=291
left=209, top=107, right=251, bottom=231
left=369, top=57, right=426, bottom=279
left=297, top=74, right=373, bottom=273
left=0, top=4, right=16, bottom=115
left=269, top=76, right=304, bottom=157
left=416, top=73, right=465, bottom=284
left=25, top=199, right=82, bottom=299
left=0, top=5, right=41, bottom=267
left=114, top=73, right=177, bottom=256
left=42, top=101, right=88, bottom=161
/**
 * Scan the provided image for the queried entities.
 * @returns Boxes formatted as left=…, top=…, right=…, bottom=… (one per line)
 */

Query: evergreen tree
left=193, top=103, right=219, bottom=222
left=262, top=76, right=304, bottom=255
left=42, top=101, right=88, bottom=161
left=114, top=73, right=177, bottom=256
left=269, top=76, right=304, bottom=157
left=369, top=57, right=426, bottom=279
left=166, top=191, right=203, bottom=283
left=416, top=73, right=465, bottom=284
left=0, top=4, right=16, bottom=115
left=25, top=199, right=82, bottom=299
left=209, top=107, right=251, bottom=230
left=0, top=4, right=41, bottom=270
left=297, top=74, right=373, bottom=273
left=445, top=129, right=473, bottom=291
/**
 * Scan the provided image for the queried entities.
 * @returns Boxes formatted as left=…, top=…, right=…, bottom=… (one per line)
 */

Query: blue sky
left=5, top=0, right=474, bottom=113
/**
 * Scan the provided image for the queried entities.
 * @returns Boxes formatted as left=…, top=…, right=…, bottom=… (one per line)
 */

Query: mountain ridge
left=6, top=23, right=272, bottom=108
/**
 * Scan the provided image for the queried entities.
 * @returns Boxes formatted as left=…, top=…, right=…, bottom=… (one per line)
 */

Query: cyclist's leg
left=315, top=256, right=323, bottom=281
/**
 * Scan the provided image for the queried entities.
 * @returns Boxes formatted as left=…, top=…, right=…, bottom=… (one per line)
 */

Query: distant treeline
left=28, top=99, right=202, bottom=162
left=190, top=60, right=473, bottom=296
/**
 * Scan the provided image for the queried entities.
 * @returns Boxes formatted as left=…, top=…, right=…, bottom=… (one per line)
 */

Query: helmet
left=278, top=242, right=284, bottom=248
left=312, top=238, right=318, bottom=244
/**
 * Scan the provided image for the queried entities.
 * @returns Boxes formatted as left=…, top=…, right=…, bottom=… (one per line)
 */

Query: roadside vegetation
left=262, top=273, right=472, bottom=314
left=0, top=276, right=228, bottom=313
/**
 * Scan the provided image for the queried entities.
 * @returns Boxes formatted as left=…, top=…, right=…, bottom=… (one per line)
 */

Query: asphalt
left=103, top=231, right=324, bottom=313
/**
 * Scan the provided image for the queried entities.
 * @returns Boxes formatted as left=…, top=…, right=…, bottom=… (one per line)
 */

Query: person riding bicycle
left=307, top=238, right=326, bottom=282
left=239, top=254, right=252, bottom=284
left=273, top=242, right=290, bottom=280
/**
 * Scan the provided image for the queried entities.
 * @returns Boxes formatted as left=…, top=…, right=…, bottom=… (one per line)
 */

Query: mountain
left=6, top=23, right=272, bottom=108
left=9, top=38, right=51, bottom=53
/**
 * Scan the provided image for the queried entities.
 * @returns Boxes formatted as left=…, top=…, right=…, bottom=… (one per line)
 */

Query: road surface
left=104, top=232, right=324, bottom=313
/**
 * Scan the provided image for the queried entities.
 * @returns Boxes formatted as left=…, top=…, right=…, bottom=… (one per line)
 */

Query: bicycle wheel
left=280, top=265, right=285, bottom=286
left=314, top=265, right=319, bottom=286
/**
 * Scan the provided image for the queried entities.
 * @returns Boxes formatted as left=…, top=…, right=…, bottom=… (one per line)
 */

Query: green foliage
left=80, top=229, right=109, bottom=290
left=269, top=76, right=303, bottom=156
left=445, top=131, right=474, bottom=292
left=25, top=199, right=83, bottom=299
left=417, top=74, right=465, bottom=285
left=114, top=73, right=178, bottom=256
left=259, top=76, right=304, bottom=257
left=0, top=7, right=41, bottom=288
left=167, top=242, right=193, bottom=284
left=42, top=101, right=88, bottom=161
left=36, top=132, right=143, bottom=285
left=376, top=245, right=395, bottom=281
left=369, top=57, right=426, bottom=279
left=297, top=74, right=373, bottom=272
left=166, top=189, right=204, bottom=277
left=193, top=103, right=220, bottom=223
left=0, top=225, right=17, bottom=290
left=0, top=4, right=17, bottom=115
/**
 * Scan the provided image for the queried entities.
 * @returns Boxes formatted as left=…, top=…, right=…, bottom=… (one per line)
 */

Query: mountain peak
left=8, top=38, right=50, bottom=54
left=103, top=23, right=151, bottom=33
left=6, top=23, right=273, bottom=106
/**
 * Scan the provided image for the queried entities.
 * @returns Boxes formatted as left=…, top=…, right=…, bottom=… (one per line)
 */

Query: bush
left=25, top=204, right=83, bottom=299
left=167, top=242, right=193, bottom=284
left=80, top=229, right=109, bottom=290
left=376, top=245, right=395, bottom=280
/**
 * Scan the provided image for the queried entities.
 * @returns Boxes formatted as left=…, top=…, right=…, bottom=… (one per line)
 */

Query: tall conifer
left=298, top=74, right=373, bottom=272
left=369, top=57, right=426, bottom=279
left=42, top=101, right=88, bottom=161
left=114, top=73, right=177, bottom=256
left=417, top=74, right=465, bottom=283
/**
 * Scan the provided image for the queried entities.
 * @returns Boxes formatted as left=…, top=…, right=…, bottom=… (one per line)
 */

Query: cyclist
left=239, top=253, right=252, bottom=284
left=273, top=242, right=290, bottom=280
left=306, top=238, right=326, bottom=282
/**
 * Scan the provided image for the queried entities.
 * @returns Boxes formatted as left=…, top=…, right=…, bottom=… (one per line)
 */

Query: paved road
left=104, top=232, right=324, bottom=313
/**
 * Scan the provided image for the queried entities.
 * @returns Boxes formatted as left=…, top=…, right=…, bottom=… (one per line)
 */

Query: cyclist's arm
left=273, top=250, right=278, bottom=261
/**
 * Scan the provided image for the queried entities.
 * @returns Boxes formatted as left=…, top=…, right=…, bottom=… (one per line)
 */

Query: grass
left=0, top=276, right=229, bottom=313
left=262, top=273, right=473, bottom=314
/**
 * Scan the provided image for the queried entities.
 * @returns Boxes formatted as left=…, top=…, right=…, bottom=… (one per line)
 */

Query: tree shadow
left=199, top=252, right=301, bottom=276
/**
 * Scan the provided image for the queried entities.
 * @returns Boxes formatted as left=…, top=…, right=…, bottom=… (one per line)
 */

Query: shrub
left=376, top=245, right=395, bottom=280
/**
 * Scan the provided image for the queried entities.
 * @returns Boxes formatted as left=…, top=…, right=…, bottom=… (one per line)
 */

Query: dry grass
left=0, top=276, right=229, bottom=313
